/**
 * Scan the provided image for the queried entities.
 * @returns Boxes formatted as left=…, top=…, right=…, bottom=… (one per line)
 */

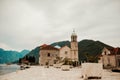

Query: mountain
left=78, top=39, right=113, bottom=62
left=0, top=49, right=30, bottom=64
left=51, top=39, right=114, bottom=62
left=24, top=46, right=40, bottom=64
left=20, top=50, right=30, bottom=55
left=24, top=39, right=114, bottom=64
left=51, top=41, right=70, bottom=47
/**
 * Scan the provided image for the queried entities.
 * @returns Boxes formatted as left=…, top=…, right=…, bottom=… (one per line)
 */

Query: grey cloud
left=0, top=0, right=120, bottom=51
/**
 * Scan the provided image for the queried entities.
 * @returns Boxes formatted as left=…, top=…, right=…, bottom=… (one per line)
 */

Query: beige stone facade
left=59, top=46, right=71, bottom=59
left=116, top=55, right=120, bottom=67
left=99, top=47, right=120, bottom=68
left=99, top=47, right=116, bottom=68
left=39, top=30, right=79, bottom=66
left=71, top=42, right=78, bottom=61
left=99, top=55, right=116, bottom=68
left=39, top=45, right=59, bottom=66
left=70, top=30, right=78, bottom=61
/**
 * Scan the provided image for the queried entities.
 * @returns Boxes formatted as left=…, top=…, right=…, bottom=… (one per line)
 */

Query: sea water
left=0, top=64, right=20, bottom=75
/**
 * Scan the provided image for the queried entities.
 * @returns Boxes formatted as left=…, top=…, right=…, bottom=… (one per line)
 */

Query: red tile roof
left=114, top=47, right=120, bottom=55
left=40, top=44, right=48, bottom=47
left=99, top=47, right=120, bottom=57
left=40, top=45, right=59, bottom=50
left=107, top=47, right=120, bottom=55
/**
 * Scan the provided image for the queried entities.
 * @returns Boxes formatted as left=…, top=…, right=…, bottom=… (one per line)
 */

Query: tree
left=84, top=53, right=97, bottom=62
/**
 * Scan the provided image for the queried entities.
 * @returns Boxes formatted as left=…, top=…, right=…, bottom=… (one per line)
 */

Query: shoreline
left=0, top=64, right=20, bottom=76
left=0, top=66, right=120, bottom=80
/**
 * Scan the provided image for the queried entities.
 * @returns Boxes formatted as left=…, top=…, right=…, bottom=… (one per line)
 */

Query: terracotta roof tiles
left=40, top=45, right=59, bottom=50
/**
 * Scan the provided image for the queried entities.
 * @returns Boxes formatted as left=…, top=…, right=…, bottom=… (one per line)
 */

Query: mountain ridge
left=0, top=49, right=30, bottom=64
left=24, top=39, right=114, bottom=64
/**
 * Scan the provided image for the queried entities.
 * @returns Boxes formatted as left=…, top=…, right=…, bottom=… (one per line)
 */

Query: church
left=39, top=30, right=78, bottom=66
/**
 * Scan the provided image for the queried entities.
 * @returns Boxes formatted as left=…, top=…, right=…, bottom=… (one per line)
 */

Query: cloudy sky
left=0, top=0, right=120, bottom=51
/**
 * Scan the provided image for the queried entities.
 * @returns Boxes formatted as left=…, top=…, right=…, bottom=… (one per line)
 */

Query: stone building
left=99, top=47, right=120, bottom=68
left=39, top=45, right=59, bottom=66
left=39, top=30, right=79, bottom=66
left=59, top=46, right=71, bottom=59
left=115, top=48, right=120, bottom=67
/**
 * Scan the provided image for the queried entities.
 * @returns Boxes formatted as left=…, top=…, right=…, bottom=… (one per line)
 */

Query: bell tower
left=71, top=30, right=78, bottom=61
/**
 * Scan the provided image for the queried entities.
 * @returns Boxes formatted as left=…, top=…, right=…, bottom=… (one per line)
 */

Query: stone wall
left=81, top=63, right=103, bottom=79
left=116, top=55, right=120, bottom=67
left=39, top=50, right=59, bottom=66
left=100, top=55, right=116, bottom=68
left=59, top=46, right=71, bottom=59
left=71, top=42, right=78, bottom=61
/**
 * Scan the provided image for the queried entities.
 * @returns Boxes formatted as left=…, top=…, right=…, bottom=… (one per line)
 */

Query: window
left=104, top=51, right=106, bottom=55
left=65, top=51, right=67, bottom=55
left=48, top=53, right=50, bottom=57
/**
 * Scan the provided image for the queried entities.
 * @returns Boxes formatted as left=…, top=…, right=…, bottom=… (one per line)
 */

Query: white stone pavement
left=0, top=66, right=120, bottom=80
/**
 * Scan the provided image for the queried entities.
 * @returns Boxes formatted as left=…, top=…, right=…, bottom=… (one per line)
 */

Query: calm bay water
left=0, top=64, right=20, bottom=75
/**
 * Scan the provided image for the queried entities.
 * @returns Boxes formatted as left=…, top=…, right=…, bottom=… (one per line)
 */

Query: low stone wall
left=61, top=65, right=70, bottom=71
left=81, top=63, right=103, bottom=79
left=53, top=63, right=62, bottom=68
